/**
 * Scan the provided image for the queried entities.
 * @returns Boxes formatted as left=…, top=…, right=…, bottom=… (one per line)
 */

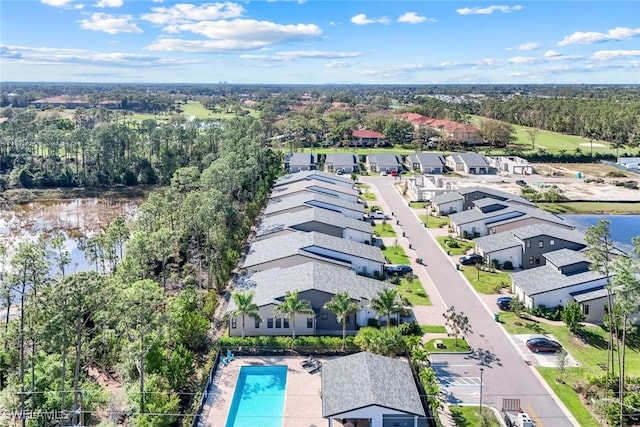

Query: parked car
left=459, top=253, right=483, bottom=265
left=390, top=170, right=398, bottom=177
left=496, top=296, right=512, bottom=311
left=515, top=180, right=527, bottom=186
left=385, top=264, right=413, bottom=276
left=367, top=211, right=391, bottom=220
left=380, top=171, right=388, bottom=176
left=526, top=337, right=562, bottom=353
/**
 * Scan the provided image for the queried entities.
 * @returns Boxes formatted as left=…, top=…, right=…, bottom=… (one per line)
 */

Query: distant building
left=366, top=154, right=401, bottom=173
left=617, top=157, right=640, bottom=169
left=351, top=130, right=386, bottom=147
left=325, top=153, right=359, bottom=174
left=445, top=153, right=491, bottom=174
left=31, top=96, right=90, bottom=109
left=286, top=153, right=317, bottom=172
left=489, top=156, right=534, bottom=175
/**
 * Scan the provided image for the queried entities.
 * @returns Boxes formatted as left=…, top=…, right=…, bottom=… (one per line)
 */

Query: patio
left=203, top=355, right=328, bottom=427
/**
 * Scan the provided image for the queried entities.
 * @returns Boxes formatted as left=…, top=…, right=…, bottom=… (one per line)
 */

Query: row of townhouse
left=287, top=151, right=533, bottom=176
left=227, top=170, right=394, bottom=337
left=228, top=168, right=430, bottom=426
left=431, top=186, right=637, bottom=324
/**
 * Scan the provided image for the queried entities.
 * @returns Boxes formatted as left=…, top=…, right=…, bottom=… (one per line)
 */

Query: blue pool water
left=225, top=365, right=288, bottom=427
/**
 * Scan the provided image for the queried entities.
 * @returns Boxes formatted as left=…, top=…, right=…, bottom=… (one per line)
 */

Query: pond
left=0, top=197, right=141, bottom=278
left=560, top=214, right=640, bottom=254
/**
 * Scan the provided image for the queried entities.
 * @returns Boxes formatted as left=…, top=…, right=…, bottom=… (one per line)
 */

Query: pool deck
left=203, top=355, right=328, bottom=427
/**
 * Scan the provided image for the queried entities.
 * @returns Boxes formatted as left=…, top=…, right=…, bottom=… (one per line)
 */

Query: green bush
left=503, top=261, right=514, bottom=270
left=398, top=321, right=422, bottom=336
left=218, top=335, right=354, bottom=349
left=367, top=318, right=379, bottom=328
left=446, top=239, right=460, bottom=248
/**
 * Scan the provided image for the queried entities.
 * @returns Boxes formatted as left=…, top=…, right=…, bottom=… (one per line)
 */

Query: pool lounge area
left=204, top=356, right=327, bottom=427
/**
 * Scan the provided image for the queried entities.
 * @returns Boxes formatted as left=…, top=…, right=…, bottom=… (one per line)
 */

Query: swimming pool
left=225, top=365, right=288, bottom=427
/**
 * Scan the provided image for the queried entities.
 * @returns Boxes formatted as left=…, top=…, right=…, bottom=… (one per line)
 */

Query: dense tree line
left=0, top=117, right=280, bottom=426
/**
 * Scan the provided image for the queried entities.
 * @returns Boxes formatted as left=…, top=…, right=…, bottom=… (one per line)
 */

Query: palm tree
left=370, top=288, right=403, bottom=328
left=324, top=292, right=361, bottom=350
left=274, top=290, right=314, bottom=348
left=229, top=291, right=261, bottom=339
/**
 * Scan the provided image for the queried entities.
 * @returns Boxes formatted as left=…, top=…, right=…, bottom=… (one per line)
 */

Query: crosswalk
left=438, top=376, right=482, bottom=387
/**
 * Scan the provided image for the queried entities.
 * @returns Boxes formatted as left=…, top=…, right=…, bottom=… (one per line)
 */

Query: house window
left=535, top=257, right=541, bottom=265
left=550, top=239, right=555, bottom=246
left=307, top=318, right=313, bottom=328
left=321, top=312, right=328, bottom=320
left=539, top=240, right=544, bottom=248
left=345, top=315, right=350, bottom=324
left=255, top=319, right=260, bottom=328
left=583, top=304, right=590, bottom=315
left=526, top=240, right=531, bottom=248
left=275, top=318, right=282, bottom=328
left=283, top=318, right=290, bottom=328
left=267, top=318, right=273, bottom=329
left=529, top=256, right=534, bottom=265
left=231, top=318, right=237, bottom=329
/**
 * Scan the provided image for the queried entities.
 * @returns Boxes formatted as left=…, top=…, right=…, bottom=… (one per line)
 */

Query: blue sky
left=1, top=1, right=639, bottom=84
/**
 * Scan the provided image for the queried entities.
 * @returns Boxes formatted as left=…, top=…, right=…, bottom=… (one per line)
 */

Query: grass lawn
left=435, top=236, right=474, bottom=256
left=461, top=267, right=511, bottom=295
left=181, top=101, right=216, bottom=119
left=397, top=276, right=431, bottom=306
left=425, top=337, right=471, bottom=353
left=420, top=325, right=447, bottom=334
left=373, top=223, right=396, bottom=237
left=450, top=406, right=501, bottom=427
left=361, top=192, right=377, bottom=201
left=409, top=202, right=427, bottom=208
left=537, top=201, right=640, bottom=215
left=382, top=245, right=410, bottom=264
left=537, top=368, right=599, bottom=427
left=418, top=215, right=450, bottom=229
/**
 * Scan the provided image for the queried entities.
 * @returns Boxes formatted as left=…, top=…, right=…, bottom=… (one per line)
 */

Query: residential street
left=363, top=176, right=578, bottom=427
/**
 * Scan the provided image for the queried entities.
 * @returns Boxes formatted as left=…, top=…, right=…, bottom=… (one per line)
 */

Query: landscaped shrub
left=503, top=261, right=514, bottom=270
left=218, top=335, right=355, bottom=349
left=529, top=304, right=563, bottom=321
left=491, top=259, right=501, bottom=269
left=446, top=239, right=460, bottom=248
left=398, top=321, right=422, bottom=336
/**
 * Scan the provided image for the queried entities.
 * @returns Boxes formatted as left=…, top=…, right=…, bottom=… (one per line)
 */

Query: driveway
left=363, top=176, right=578, bottom=427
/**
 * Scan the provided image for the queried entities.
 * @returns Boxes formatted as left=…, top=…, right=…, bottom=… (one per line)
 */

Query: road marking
left=437, top=376, right=481, bottom=387
left=526, top=404, right=543, bottom=427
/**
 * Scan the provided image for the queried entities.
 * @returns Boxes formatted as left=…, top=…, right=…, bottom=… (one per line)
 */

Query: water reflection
left=0, top=197, right=139, bottom=275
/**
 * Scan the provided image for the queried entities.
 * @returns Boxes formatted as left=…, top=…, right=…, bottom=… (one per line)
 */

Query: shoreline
left=536, top=201, right=640, bottom=215
left=0, top=185, right=158, bottom=205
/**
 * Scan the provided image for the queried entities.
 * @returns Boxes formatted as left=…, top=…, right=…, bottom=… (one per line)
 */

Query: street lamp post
left=479, top=367, right=484, bottom=415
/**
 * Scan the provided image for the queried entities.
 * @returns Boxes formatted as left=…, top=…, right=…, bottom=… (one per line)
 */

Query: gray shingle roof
left=288, top=153, right=315, bottom=166
left=271, top=179, right=359, bottom=199
left=228, top=262, right=390, bottom=310
left=450, top=201, right=568, bottom=227
left=475, top=233, right=521, bottom=254
left=511, top=224, right=586, bottom=245
left=450, top=152, right=489, bottom=167
left=457, top=186, right=534, bottom=206
left=407, top=153, right=445, bottom=167
left=511, top=262, right=606, bottom=295
left=325, top=153, right=358, bottom=166
left=242, top=231, right=385, bottom=268
left=275, top=170, right=354, bottom=187
left=431, top=192, right=463, bottom=205
left=322, top=352, right=425, bottom=418
left=570, top=286, right=608, bottom=303
left=367, top=154, right=400, bottom=165
left=543, top=248, right=590, bottom=268
left=256, top=208, right=373, bottom=237
left=264, top=193, right=364, bottom=216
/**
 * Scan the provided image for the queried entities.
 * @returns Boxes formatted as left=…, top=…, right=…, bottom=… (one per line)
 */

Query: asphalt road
left=365, top=176, right=577, bottom=427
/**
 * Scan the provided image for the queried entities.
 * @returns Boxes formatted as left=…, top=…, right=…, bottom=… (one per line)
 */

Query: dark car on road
left=459, top=253, right=483, bottom=265
left=526, top=337, right=562, bottom=353
left=496, top=296, right=512, bottom=311
left=385, top=264, right=413, bottom=276
left=515, top=180, right=527, bottom=186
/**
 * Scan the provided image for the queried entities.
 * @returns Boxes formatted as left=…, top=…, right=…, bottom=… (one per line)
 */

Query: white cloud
left=94, top=0, right=123, bottom=7
left=0, top=43, right=196, bottom=68
left=544, top=50, right=562, bottom=57
left=508, top=42, right=540, bottom=51
left=151, top=19, right=321, bottom=51
left=558, top=27, right=640, bottom=46
left=79, top=13, right=142, bottom=34
left=141, top=2, right=245, bottom=25
left=240, top=50, right=362, bottom=62
left=325, top=60, right=356, bottom=68
left=457, top=5, right=523, bottom=15
left=350, top=14, right=389, bottom=25
left=397, top=12, right=432, bottom=24
left=41, top=0, right=75, bottom=6
left=591, top=50, right=640, bottom=60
